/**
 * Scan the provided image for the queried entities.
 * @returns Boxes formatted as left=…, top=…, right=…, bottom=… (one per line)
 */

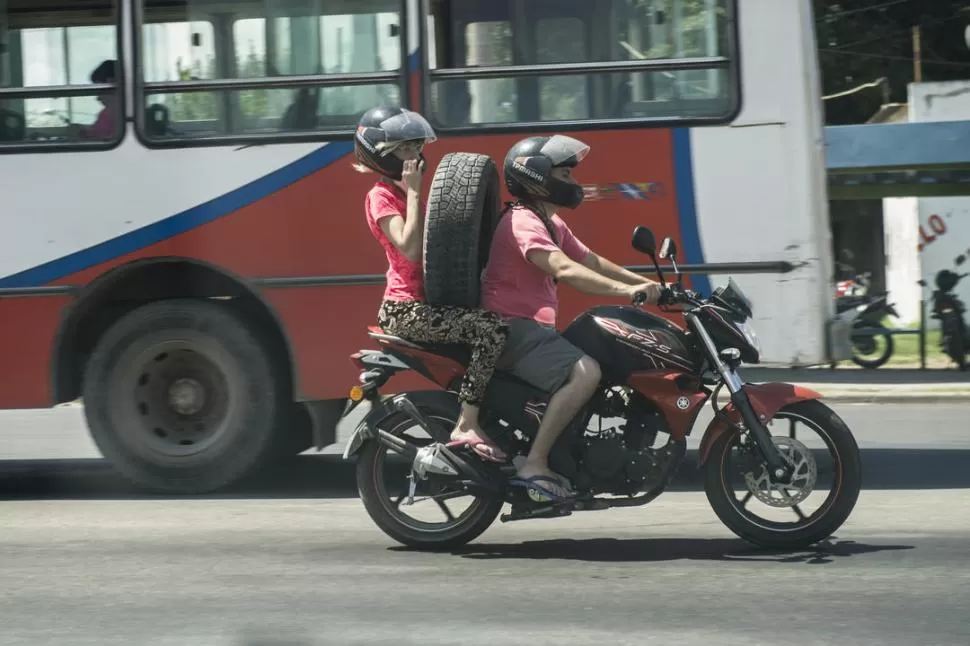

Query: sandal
left=446, top=429, right=508, bottom=464
left=509, top=474, right=575, bottom=503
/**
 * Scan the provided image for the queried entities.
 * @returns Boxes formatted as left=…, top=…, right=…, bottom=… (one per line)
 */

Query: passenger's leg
left=377, top=299, right=509, bottom=460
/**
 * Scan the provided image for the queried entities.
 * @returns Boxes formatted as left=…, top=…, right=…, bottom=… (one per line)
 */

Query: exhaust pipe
left=374, top=394, right=495, bottom=487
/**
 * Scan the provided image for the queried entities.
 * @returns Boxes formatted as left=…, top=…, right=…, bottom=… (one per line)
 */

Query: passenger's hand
left=402, top=159, right=423, bottom=193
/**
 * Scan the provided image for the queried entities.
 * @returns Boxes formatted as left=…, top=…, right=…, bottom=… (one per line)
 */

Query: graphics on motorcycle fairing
left=523, top=399, right=547, bottom=424
left=592, top=315, right=695, bottom=371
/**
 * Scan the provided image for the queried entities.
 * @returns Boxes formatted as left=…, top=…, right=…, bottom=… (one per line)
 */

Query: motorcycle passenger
left=480, top=135, right=663, bottom=502
left=354, top=106, right=510, bottom=462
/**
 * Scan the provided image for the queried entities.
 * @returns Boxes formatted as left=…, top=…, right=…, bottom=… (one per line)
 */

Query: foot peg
left=500, top=502, right=574, bottom=523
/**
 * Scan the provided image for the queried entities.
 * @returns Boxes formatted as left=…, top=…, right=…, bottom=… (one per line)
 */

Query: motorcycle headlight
left=736, top=320, right=762, bottom=355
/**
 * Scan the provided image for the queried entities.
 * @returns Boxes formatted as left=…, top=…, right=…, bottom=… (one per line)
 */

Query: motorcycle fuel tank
left=562, top=305, right=702, bottom=380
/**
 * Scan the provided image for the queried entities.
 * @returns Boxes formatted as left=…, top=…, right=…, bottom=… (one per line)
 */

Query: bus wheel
left=82, top=298, right=281, bottom=494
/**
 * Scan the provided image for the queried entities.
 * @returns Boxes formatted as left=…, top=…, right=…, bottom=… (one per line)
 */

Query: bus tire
left=81, top=298, right=282, bottom=494
left=422, top=152, right=501, bottom=308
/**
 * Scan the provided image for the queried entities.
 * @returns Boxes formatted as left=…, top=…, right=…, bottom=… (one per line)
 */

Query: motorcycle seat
left=367, top=326, right=472, bottom=364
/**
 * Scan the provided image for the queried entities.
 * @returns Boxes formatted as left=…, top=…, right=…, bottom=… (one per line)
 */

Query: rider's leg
left=494, top=319, right=600, bottom=498
left=517, top=355, right=600, bottom=486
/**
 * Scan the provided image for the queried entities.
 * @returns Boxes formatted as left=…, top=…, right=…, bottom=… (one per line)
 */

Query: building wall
left=882, top=80, right=970, bottom=328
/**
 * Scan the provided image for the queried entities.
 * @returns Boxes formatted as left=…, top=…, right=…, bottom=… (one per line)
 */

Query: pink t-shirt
left=480, top=206, right=590, bottom=325
left=365, top=180, right=424, bottom=302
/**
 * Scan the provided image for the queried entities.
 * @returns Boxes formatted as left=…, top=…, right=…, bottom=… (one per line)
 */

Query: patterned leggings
left=377, top=299, right=509, bottom=406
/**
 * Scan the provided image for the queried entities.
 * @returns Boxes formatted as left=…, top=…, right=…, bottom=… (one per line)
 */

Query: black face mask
left=547, top=176, right=584, bottom=209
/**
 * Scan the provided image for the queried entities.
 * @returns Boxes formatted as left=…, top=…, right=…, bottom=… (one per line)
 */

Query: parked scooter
left=833, top=269, right=901, bottom=369
left=919, top=265, right=969, bottom=371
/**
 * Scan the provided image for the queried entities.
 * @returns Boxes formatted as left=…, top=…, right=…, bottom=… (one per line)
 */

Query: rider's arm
left=527, top=249, right=638, bottom=299
left=377, top=187, right=423, bottom=262
left=581, top=251, right=656, bottom=286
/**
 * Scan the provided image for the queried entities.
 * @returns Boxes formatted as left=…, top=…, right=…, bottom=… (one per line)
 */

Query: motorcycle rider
left=480, top=134, right=663, bottom=502
left=354, top=106, right=510, bottom=462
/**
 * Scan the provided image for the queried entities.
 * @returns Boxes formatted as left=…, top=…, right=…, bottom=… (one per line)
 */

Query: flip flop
left=446, top=430, right=508, bottom=464
left=509, top=474, right=575, bottom=503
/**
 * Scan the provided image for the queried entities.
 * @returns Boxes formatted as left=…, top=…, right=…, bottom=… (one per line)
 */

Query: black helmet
left=503, top=135, right=590, bottom=209
left=354, top=106, right=437, bottom=180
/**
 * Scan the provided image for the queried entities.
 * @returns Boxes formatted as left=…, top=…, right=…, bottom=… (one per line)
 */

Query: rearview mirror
left=632, top=226, right=656, bottom=257
left=659, top=236, right=677, bottom=260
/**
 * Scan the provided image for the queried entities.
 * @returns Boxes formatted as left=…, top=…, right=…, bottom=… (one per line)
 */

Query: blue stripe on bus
left=671, top=128, right=711, bottom=297
left=0, top=141, right=355, bottom=289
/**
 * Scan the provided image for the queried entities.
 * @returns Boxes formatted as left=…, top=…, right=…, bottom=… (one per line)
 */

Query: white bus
left=0, top=0, right=846, bottom=493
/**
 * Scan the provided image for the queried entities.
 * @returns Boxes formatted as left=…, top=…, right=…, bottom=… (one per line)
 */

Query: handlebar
left=639, top=283, right=701, bottom=308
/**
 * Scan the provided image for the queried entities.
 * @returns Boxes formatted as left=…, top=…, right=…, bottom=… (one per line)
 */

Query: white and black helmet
left=354, top=106, right=437, bottom=180
left=503, top=135, right=590, bottom=209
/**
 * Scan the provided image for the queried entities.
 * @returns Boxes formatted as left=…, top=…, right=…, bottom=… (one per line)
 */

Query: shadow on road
left=2, top=448, right=970, bottom=500
left=445, top=537, right=914, bottom=564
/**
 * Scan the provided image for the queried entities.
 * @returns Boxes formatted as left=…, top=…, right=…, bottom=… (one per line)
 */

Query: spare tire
left=423, top=152, right=501, bottom=308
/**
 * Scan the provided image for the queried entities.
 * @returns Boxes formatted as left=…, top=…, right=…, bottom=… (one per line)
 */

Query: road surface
left=2, top=402, right=969, bottom=645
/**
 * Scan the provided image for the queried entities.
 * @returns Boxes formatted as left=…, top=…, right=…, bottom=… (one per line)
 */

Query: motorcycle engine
left=577, top=397, right=665, bottom=494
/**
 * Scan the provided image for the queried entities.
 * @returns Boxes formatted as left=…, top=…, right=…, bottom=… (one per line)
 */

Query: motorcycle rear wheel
left=850, top=330, right=894, bottom=370
left=356, top=408, right=504, bottom=550
left=704, top=400, right=862, bottom=549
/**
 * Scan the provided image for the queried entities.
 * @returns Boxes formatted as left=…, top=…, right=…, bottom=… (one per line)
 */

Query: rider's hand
left=630, top=282, right=662, bottom=306
left=402, top=159, right=423, bottom=193
left=627, top=282, right=661, bottom=306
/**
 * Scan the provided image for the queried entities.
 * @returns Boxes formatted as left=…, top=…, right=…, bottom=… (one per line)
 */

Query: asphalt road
left=2, top=403, right=970, bottom=645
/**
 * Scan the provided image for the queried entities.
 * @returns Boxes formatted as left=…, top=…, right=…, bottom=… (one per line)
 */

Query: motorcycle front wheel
left=704, top=400, right=862, bottom=549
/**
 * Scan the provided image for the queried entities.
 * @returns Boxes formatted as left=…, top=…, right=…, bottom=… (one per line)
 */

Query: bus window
left=142, top=18, right=219, bottom=137
left=135, top=0, right=406, bottom=145
left=0, top=0, right=122, bottom=150
left=426, top=0, right=736, bottom=130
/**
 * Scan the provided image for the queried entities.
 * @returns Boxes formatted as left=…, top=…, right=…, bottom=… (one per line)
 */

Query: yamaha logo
left=676, top=396, right=690, bottom=410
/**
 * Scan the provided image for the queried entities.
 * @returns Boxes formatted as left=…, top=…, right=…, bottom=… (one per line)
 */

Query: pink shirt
left=365, top=180, right=424, bottom=302
left=481, top=206, right=590, bottom=325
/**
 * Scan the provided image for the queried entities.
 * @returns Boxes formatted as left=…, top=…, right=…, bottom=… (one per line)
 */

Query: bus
left=0, top=0, right=847, bottom=493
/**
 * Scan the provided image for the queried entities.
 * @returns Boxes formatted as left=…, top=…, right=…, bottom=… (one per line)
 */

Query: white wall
left=882, top=81, right=970, bottom=329
left=882, top=197, right=921, bottom=324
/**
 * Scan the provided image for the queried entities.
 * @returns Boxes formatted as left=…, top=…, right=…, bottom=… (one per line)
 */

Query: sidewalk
left=739, top=366, right=970, bottom=403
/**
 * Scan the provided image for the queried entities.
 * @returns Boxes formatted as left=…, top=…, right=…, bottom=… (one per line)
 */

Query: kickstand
left=405, top=471, right=417, bottom=505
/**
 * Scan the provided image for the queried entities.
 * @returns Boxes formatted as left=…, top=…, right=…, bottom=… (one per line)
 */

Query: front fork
left=687, top=313, right=793, bottom=484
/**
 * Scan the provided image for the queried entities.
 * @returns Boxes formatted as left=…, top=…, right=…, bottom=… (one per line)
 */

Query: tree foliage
left=815, top=1, right=970, bottom=124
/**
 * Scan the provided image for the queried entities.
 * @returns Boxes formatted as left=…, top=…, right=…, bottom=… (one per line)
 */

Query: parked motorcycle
left=920, top=268, right=969, bottom=371
left=833, top=269, right=901, bottom=369
left=341, top=226, right=862, bottom=551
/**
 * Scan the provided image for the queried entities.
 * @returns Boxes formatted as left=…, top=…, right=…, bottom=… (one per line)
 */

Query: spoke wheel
left=356, top=409, right=503, bottom=550
left=704, top=400, right=862, bottom=549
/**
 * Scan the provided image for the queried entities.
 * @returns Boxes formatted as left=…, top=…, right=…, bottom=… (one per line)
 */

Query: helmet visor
left=540, top=134, right=590, bottom=167
left=378, top=109, right=437, bottom=145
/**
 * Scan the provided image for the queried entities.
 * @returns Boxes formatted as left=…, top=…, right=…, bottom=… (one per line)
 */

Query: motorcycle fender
left=341, top=390, right=460, bottom=460
left=697, top=382, right=823, bottom=466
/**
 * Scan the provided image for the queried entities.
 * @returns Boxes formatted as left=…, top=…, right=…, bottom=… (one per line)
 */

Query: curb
left=811, top=392, right=970, bottom=404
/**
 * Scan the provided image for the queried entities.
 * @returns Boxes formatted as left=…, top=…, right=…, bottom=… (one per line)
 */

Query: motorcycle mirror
left=632, top=226, right=657, bottom=258
left=659, top=236, right=677, bottom=260
left=957, top=254, right=966, bottom=267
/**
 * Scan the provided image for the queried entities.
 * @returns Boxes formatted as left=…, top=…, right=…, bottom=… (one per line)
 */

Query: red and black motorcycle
left=341, top=226, right=862, bottom=550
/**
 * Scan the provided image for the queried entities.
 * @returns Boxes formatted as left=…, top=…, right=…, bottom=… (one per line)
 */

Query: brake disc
left=743, top=436, right=818, bottom=508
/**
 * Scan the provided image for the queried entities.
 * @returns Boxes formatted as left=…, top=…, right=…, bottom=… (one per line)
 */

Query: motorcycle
left=920, top=268, right=969, bottom=371
left=833, top=269, right=901, bottom=369
left=340, top=226, right=862, bottom=551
